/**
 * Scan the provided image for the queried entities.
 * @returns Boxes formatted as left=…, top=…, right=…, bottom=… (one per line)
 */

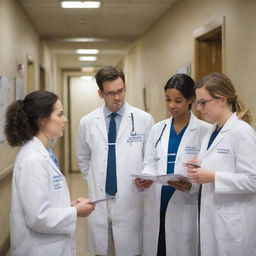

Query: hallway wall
left=0, top=0, right=58, bottom=253
left=122, top=0, right=256, bottom=126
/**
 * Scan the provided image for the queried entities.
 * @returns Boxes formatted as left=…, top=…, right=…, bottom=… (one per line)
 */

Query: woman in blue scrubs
left=135, top=74, right=210, bottom=256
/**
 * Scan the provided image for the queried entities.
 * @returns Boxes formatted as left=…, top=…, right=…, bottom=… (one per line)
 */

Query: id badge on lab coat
left=127, top=134, right=144, bottom=143
left=185, top=145, right=200, bottom=156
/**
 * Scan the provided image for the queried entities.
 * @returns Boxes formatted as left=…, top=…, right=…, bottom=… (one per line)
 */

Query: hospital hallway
left=1, top=0, right=256, bottom=255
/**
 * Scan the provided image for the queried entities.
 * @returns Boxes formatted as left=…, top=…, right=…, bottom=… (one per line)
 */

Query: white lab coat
left=76, top=102, right=154, bottom=255
left=198, top=113, right=256, bottom=256
left=11, top=137, right=77, bottom=256
left=142, top=112, right=211, bottom=256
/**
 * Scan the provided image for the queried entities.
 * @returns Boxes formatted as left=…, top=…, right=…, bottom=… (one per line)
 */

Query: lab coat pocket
left=38, top=239, right=66, bottom=255
left=215, top=207, right=243, bottom=241
left=182, top=204, right=197, bottom=234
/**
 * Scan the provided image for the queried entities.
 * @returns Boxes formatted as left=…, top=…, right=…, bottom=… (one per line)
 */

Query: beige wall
left=123, top=0, right=256, bottom=125
left=69, top=77, right=103, bottom=171
left=0, top=0, right=58, bottom=252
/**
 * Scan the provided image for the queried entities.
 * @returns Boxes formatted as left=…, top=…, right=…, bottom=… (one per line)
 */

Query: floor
left=67, top=172, right=94, bottom=256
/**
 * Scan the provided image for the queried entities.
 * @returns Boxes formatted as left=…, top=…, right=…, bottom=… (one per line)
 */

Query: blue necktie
left=106, top=113, right=117, bottom=195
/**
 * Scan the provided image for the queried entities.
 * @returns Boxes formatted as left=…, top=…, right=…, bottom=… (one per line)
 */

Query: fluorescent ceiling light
left=61, top=1, right=101, bottom=8
left=63, top=38, right=108, bottom=42
left=76, top=49, right=99, bottom=54
left=81, top=67, right=95, bottom=72
left=79, top=56, right=97, bottom=61
left=80, top=76, right=94, bottom=80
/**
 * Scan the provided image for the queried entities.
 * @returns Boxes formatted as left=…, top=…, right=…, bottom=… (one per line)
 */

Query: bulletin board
left=0, top=76, right=24, bottom=142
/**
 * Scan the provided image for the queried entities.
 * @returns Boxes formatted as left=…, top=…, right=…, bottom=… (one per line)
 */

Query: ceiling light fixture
left=80, top=76, right=94, bottom=80
left=61, top=1, right=101, bottom=8
left=62, top=38, right=108, bottom=42
left=79, top=56, right=97, bottom=61
left=81, top=67, right=96, bottom=72
left=76, top=49, right=99, bottom=54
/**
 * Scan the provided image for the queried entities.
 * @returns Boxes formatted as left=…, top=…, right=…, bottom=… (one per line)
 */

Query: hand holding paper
left=131, top=173, right=191, bottom=186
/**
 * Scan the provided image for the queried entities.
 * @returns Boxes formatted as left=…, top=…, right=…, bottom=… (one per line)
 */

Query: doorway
left=194, top=17, right=224, bottom=82
left=27, top=60, right=35, bottom=93
left=39, top=66, right=46, bottom=90
left=194, top=17, right=224, bottom=118
left=68, top=76, right=102, bottom=172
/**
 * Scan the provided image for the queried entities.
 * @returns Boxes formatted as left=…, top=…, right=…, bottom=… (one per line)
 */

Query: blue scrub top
left=160, top=122, right=188, bottom=212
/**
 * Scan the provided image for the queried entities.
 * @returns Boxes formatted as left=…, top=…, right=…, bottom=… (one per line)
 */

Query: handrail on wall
left=0, top=164, right=13, bottom=182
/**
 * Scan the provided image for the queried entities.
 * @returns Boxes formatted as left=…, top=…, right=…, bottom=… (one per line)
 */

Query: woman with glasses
left=135, top=73, right=211, bottom=256
left=187, top=72, right=256, bottom=256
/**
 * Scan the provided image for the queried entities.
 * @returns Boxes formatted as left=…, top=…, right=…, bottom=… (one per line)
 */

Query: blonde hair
left=196, top=72, right=252, bottom=124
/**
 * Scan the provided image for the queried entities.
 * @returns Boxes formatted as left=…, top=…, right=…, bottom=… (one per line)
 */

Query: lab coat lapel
left=160, top=118, right=171, bottom=155
left=202, top=113, right=237, bottom=157
left=116, top=103, right=131, bottom=141
left=175, top=112, right=198, bottom=163
left=95, top=107, right=108, bottom=143
left=31, top=137, right=63, bottom=175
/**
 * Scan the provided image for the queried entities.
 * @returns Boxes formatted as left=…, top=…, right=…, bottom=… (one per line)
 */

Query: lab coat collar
left=30, top=137, right=63, bottom=175
left=218, top=112, right=238, bottom=132
left=116, top=102, right=131, bottom=140
left=202, top=113, right=237, bottom=156
left=95, top=106, right=108, bottom=142
left=159, top=111, right=199, bottom=154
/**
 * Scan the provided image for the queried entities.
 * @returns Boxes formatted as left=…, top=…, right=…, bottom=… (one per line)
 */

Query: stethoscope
left=130, top=113, right=136, bottom=136
left=154, top=123, right=167, bottom=148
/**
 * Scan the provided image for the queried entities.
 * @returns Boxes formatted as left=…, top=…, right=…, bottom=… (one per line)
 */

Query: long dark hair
left=5, top=90, right=58, bottom=146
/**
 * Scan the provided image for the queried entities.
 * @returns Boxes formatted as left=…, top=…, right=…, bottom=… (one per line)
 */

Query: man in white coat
left=76, top=66, right=154, bottom=256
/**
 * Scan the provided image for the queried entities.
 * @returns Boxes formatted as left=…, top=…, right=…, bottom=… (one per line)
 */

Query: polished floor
left=67, top=172, right=94, bottom=256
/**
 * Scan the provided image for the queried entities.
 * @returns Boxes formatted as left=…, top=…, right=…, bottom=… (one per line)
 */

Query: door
left=27, top=60, right=35, bottom=93
left=194, top=17, right=224, bottom=118
left=195, top=27, right=222, bottom=81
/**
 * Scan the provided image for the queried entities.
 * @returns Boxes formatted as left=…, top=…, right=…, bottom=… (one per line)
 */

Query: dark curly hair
left=4, top=90, right=58, bottom=146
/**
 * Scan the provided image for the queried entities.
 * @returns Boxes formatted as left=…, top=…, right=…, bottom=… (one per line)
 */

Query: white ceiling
left=18, top=0, right=178, bottom=71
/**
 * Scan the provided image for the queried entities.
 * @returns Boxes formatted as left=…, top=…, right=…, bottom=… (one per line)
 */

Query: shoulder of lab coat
left=213, top=113, right=256, bottom=193
left=76, top=105, right=105, bottom=179
left=16, top=137, right=77, bottom=235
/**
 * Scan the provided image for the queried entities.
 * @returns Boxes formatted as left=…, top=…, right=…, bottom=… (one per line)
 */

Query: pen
left=184, top=162, right=200, bottom=168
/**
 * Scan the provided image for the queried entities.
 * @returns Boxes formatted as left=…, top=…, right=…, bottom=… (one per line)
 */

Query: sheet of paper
left=157, top=174, right=190, bottom=185
left=130, top=173, right=159, bottom=182
left=131, top=173, right=190, bottom=185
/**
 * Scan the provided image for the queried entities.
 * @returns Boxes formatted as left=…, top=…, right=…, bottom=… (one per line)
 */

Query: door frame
left=193, top=16, right=225, bottom=82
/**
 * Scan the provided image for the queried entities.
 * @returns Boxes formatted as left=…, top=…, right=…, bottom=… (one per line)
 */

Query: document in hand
left=91, top=196, right=115, bottom=204
left=131, top=173, right=190, bottom=186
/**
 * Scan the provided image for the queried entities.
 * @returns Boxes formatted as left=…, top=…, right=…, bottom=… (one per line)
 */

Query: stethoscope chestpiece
left=130, top=130, right=136, bottom=136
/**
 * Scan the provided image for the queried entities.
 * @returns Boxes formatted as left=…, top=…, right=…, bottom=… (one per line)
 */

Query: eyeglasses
left=102, top=87, right=126, bottom=97
left=194, top=98, right=215, bottom=108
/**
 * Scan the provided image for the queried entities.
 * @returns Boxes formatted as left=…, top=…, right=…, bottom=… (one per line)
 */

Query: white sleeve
left=215, top=128, right=256, bottom=194
left=76, top=121, right=91, bottom=180
left=142, top=115, right=155, bottom=157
